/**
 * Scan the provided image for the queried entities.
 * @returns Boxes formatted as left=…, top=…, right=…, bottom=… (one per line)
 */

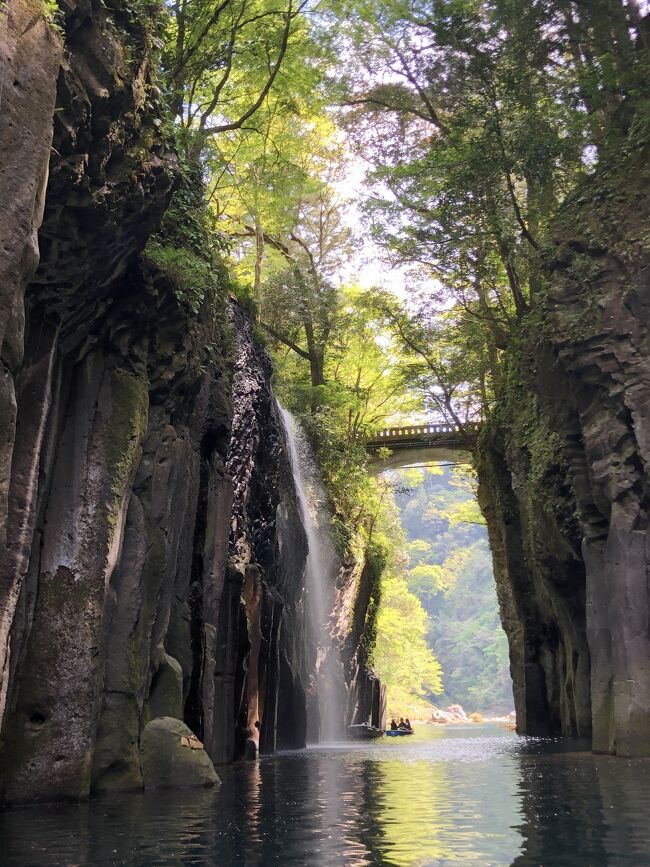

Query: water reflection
left=364, top=727, right=523, bottom=865
left=3, top=726, right=650, bottom=865
left=513, top=747, right=650, bottom=866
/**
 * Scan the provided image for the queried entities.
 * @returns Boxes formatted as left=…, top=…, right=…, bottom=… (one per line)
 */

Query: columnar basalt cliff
left=0, top=0, right=63, bottom=716
left=0, top=0, right=385, bottom=804
left=0, top=0, right=323, bottom=803
left=477, top=131, right=650, bottom=756
left=221, top=305, right=311, bottom=760
left=476, top=381, right=591, bottom=741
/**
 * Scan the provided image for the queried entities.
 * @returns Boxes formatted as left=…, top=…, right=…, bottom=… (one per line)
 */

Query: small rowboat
left=347, top=723, right=385, bottom=740
left=386, top=729, right=414, bottom=737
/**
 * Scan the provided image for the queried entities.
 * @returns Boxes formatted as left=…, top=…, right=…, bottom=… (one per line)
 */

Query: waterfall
left=279, top=406, right=346, bottom=742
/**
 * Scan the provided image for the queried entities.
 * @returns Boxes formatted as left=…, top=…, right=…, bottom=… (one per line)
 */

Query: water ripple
left=2, top=725, right=650, bottom=865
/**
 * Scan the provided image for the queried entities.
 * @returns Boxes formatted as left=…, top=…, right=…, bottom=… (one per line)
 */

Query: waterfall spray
left=279, top=406, right=346, bottom=742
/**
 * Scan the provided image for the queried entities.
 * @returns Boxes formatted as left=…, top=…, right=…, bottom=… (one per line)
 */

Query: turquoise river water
left=2, top=724, right=650, bottom=865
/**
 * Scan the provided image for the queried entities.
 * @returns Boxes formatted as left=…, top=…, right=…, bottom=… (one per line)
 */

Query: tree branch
left=261, top=322, right=311, bottom=360
left=203, top=0, right=306, bottom=137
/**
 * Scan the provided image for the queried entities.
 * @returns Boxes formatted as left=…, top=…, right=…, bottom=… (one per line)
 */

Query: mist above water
left=279, top=406, right=345, bottom=742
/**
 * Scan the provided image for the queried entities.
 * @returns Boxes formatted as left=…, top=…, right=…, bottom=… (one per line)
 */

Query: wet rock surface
left=335, top=553, right=387, bottom=732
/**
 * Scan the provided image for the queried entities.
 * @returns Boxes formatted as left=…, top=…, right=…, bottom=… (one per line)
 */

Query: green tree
left=205, top=96, right=340, bottom=303
left=372, top=574, right=443, bottom=713
left=331, top=0, right=649, bottom=424
left=388, top=463, right=512, bottom=713
left=163, top=0, right=315, bottom=158
left=260, top=182, right=351, bottom=377
left=325, top=290, right=420, bottom=440
left=372, top=290, right=491, bottom=432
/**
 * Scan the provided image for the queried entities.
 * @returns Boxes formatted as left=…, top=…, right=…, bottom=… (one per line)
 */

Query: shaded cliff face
left=0, top=0, right=63, bottom=711
left=0, top=0, right=315, bottom=803
left=0, top=0, right=177, bottom=733
left=476, top=384, right=591, bottom=741
left=218, top=305, right=310, bottom=761
left=334, top=547, right=386, bottom=732
left=477, top=135, right=650, bottom=756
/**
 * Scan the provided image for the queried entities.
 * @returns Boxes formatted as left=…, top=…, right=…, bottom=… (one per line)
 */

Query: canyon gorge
left=1, top=0, right=650, bottom=815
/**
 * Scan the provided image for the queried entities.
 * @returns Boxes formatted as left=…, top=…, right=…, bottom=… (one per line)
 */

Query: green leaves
left=145, top=241, right=220, bottom=313
left=329, top=0, right=649, bottom=430
left=161, top=0, right=323, bottom=159
left=371, top=574, right=443, bottom=711
left=388, top=462, right=512, bottom=713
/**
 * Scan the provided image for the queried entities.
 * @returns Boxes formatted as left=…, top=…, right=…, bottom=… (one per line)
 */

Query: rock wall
left=334, top=545, right=387, bottom=731
left=476, top=133, right=650, bottom=756
left=0, top=0, right=386, bottom=806
left=0, top=0, right=63, bottom=722
left=0, top=0, right=315, bottom=803
left=214, top=305, right=310, bottom=763
left=476, top=380, right=591, bottom=740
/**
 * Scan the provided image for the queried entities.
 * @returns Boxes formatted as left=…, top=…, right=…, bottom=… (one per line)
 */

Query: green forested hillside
left=389, top=464, right=513, bottom=716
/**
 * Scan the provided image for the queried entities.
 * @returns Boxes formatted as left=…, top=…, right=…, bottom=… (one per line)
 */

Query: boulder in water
left=430, top=707, right=451, bottom=723
left=140, top=717, right=220, bottom=789
left=245, top=737, right=259, bottom=759
left=446, top=704, right=468, bottom=721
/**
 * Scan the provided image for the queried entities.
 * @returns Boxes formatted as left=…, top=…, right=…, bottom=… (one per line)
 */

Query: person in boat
left=390, top=718, right=398, bottom=731
left=398, top=717, right=407, bottom=730
left=405, top=718, right=413, bottom=732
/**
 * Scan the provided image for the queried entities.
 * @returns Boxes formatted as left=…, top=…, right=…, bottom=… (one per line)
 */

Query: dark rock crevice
left=334, top=548, right=387, bottom=732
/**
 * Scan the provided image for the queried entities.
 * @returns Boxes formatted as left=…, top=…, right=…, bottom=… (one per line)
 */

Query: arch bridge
left=366, top=422, right=480, bottom=472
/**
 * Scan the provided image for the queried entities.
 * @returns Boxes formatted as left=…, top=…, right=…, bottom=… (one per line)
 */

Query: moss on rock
left=140, top=717, right=220, bottom=789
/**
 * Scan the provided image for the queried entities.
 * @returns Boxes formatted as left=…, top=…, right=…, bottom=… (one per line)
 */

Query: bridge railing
left=368, top=421, right=481, bottom=441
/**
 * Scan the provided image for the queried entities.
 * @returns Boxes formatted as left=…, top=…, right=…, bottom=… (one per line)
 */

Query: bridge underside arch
left=368, top=445, right=472, bottom=474
left=366, top=423, right=479, bottom=474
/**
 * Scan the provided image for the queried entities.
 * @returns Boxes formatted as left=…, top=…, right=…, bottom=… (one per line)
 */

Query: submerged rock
left=140, top=718, right=219, bottom=789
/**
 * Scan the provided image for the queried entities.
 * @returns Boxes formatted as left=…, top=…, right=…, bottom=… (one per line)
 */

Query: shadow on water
left=3, top=726, right=650, bottom=865
left=512, top=744, right=650, bottom=866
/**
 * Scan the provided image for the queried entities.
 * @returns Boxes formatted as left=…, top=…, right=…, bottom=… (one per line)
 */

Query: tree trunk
left=254, top=216, right=264, bottom=322
left=309, top=353, right=325, bottom=389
